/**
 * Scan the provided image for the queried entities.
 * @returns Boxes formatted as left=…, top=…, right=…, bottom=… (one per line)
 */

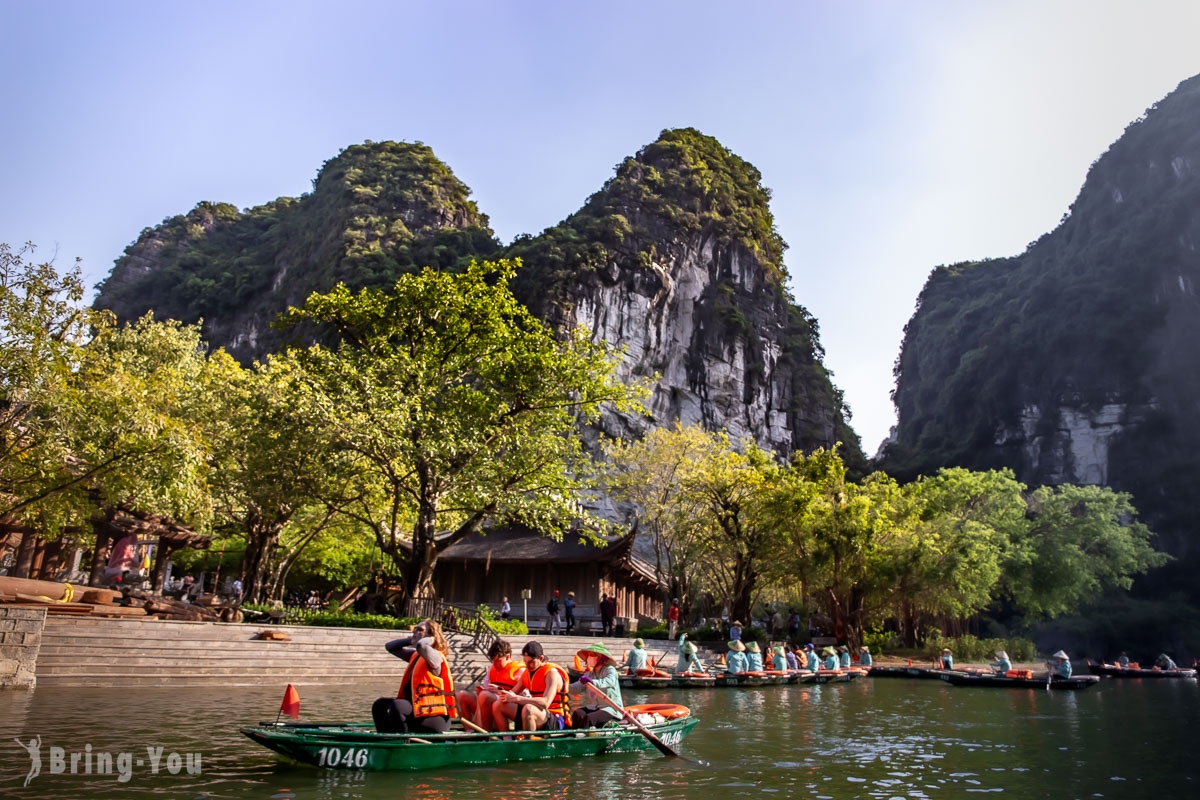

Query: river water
left=1, top=675, right=1196, bottom=799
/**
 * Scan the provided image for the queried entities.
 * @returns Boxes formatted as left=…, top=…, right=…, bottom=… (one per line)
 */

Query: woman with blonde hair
left=373, top=618, right=458, bottom=734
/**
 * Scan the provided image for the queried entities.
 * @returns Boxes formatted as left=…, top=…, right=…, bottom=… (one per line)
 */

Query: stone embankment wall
left=27, top=616, right=711, bottom=689
left=0, top=607, right=46, bottom=688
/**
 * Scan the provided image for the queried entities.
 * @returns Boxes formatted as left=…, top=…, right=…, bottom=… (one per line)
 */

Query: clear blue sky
left=3, top=1, right=1198, bottom=454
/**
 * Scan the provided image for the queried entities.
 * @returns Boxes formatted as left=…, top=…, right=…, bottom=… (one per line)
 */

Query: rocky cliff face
left=508, top=128, right=862, bottom=465
left=883, top=73, right=1200, bottom=569
left=94, top=132, right=862, bottom=469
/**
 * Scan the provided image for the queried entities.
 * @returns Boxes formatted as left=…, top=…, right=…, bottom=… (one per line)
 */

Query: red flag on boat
left=280, top=684, right=300, bottom=719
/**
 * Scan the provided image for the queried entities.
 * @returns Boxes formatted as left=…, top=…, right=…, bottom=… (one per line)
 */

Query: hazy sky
left=3, top=1, right=1198, bottom=454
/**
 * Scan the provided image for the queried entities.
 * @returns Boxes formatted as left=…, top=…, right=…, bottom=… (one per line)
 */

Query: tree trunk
left=242, top=521, right=282, bottom=604
left=11, top=528, right=38, bottom=579
left=151, top=536, right=180, bottom=593
left=87, top=508, right=119, bottom=587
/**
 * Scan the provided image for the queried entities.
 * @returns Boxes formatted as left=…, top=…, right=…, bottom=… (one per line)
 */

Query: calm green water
left=1, top=676, right=1196, bottom=798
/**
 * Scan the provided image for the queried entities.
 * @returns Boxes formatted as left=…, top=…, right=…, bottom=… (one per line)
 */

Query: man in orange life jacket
left=372, top=619, right=458, bottom=735
left=498, top=641, right=572, bottom=731
left=455, top=638, right=525, bottom=731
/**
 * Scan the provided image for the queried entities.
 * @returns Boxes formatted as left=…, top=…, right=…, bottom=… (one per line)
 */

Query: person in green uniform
left=838, top=645, right=852, bottom=668
left=746, top=640, right=764, bottom=671
left=1048, top=649, right=1072, bottom=679
left=821, top=647, right=839, bottom=670
left=623, top=638, right=648, bottom=673
left=725, top=639, right=748, bottom=674
left=1155, top=653, right=1178, bottom=670
left=770, top=646, right=788, bottom=671
left=571, top=642, right=623, bottom=728
left=939, top=648, right=954, bottom=669
left=859, top=646, right=873, bottom=667
left=675, top=633, right=704, bottom=673
left=990, top=650, right=1012, bottom=674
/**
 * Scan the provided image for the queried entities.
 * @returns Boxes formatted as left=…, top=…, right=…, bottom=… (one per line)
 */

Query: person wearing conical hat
left=1155, top=653, right=1178, bottom=670
left=939, top=648, right=954, bottom=670
left=837, top=645, right=852, bottom=669
left=622, top=638, right=648, bottom=674
left=770, top=645, right=788, bottom=671
left=571, top=642, right=624, bottom=728
left=1047, top=649, right=1072, bottom=680
left=859, top=645, right=873, bottom=668
left=675, top=633, right=703, bottom=673
left=746, top=640, right=764, bottom=672
left=821, top=647, right=839, bottom=670
left=725, top=639, right=749, bottom=674
left=990, top=650, right=1012, bottom=674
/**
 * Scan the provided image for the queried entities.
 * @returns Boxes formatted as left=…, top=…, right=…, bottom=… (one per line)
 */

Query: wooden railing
left=403, top=597, right=501, bottom=658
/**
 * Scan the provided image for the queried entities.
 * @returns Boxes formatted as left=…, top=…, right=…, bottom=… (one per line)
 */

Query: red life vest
left=399, top=652, right=458, bottom=718
left=528, top=662, right=571, bottom=725
left=487, top=659, right=525, bottom=692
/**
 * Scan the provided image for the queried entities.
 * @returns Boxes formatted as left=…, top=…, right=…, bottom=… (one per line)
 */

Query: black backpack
left=547, top=598, right=557, bottom=613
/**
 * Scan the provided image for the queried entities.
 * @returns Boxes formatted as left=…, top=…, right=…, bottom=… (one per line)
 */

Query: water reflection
left=0, top=678, right=1196, bottom=798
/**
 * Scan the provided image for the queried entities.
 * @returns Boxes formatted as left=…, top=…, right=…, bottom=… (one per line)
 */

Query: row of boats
left=242, top=659, right=1196, bottom=771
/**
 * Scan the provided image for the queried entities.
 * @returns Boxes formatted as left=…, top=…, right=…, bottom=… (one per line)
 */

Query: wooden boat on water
left=1089, top=661, right=1197, bottom=679
left=242, top=715, right=699, bottom=771
left=941, top=672, right=1101, bottom=690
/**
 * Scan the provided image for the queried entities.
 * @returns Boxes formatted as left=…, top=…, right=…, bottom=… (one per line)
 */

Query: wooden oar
left=586, top=683, right=705, bottom=766
left=460, top=717, right=500, bottom=739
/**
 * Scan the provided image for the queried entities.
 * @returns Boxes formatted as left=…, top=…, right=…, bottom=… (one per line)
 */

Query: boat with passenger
left=243, top=705, right=698, bottom=771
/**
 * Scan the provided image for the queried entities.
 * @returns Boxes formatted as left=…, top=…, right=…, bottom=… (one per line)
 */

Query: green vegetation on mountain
left=883, top=73, right=1200, bottom=612
left=95, top=142, right=498, bottom=357
left=505, top=128, right=864, bottom=470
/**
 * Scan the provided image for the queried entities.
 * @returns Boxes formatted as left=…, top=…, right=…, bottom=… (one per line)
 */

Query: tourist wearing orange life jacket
left=372, top=619, right=457, bottom=734
left=499, top=641, right=572, bottom=731
left=456, top=638, right=526, bottom=731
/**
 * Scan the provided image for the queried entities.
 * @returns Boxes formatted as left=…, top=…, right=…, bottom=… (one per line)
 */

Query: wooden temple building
left=426, top=525, right=667, bottom=624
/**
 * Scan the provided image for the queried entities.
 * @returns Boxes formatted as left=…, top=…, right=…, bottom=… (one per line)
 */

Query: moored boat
left=619, top=675, right=675, bottom=689
left=1090, top=662, right=1197, bottom=679
left=242, top=715, right=699, bottom=771
left=671, top=673, right=717, bottom=688
left=943, top=672, right=1101, bottom=690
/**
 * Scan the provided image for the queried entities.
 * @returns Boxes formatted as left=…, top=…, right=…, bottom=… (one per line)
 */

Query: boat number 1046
left=316, top=747, right=369, bottom=768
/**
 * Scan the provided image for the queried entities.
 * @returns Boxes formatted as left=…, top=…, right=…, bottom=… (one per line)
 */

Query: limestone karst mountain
left=94, top=131, right=862, bottom=469
left=882, top=73, right=1200, bottom=589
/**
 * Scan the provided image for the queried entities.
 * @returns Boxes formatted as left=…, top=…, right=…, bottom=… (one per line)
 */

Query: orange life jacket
left=399, top=652, right=459, bottom=718
left=487, top=659, right=525, bottom=692
left=528, top=662, right=572, bottom=724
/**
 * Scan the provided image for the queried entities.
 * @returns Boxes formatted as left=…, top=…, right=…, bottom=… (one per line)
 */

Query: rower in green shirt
left=770, top=646, right=787, bottom=671
left=571, top=642, right=624, bottom=728
left=858, top=646, right=873, bottom=667
left=725, top=639, right=748, bottom=674
left=990, top=650, right=1012, bottom=674
left=623, top=638, right=648, bottom=673
left=821, top=647, right=839, bottom=670
left=746, top=641, right=764, bottom=671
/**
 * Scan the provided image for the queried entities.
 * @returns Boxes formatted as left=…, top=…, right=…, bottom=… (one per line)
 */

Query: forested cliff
left=883, top=74, right=1200, bottom=586
left=95, top=130, right=862, bottom=468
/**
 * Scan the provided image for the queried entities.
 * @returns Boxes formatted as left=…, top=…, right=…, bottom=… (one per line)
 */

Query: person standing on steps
left=546, top=590, right=562, bottom=635
left=599, top=593, right=615, bottom=636
left=564, top=591, right=576, bottom=635
left=668, top=598, right=680, bottom=640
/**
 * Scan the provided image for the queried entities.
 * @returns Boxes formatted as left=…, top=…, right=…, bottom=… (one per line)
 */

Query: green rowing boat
left=242, top=716, right=699, bottom=771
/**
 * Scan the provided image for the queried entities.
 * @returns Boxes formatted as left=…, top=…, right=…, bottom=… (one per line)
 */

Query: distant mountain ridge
left=882, top=73, right=1200, bottom=586
left=95, top=129, right=863, bottom=469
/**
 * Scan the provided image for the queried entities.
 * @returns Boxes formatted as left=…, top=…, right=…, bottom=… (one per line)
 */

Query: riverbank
left=2, top=611, right=696, bottom=689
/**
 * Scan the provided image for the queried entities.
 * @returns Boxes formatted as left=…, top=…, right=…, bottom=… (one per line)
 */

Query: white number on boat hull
left=316, top=747, right=369, bottom=769
left=659, top=730, right=682, bottom=746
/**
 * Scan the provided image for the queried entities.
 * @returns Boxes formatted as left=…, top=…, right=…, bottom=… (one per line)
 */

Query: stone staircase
left=34, top=617, right=728, bottom=688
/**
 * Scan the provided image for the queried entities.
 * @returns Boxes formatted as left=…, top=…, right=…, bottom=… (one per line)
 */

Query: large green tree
left=1003, top=483, right=1170, bottom=619
left=280, top=259, right=641, bottom=603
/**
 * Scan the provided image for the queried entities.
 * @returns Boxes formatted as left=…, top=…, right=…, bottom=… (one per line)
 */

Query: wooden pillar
left=11, top=529, right=37, bottom=579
